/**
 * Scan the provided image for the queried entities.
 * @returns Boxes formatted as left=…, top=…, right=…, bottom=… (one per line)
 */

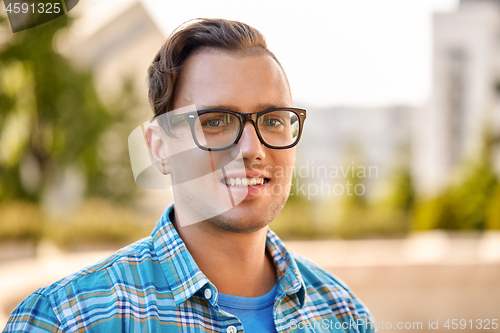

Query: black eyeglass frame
left=167, top=107, right=307, bottom=151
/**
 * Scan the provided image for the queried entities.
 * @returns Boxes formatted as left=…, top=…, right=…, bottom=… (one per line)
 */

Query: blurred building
left=413, top=0, right=500, bottom=197
left=296, top=105, right=413, bottom=201
left=59, top=0, right=164, bottom=118
left=55, top=0, right=173, bottom=216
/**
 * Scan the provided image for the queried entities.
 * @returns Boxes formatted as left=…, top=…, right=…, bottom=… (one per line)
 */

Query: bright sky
left=140, top=0, right=459, bottom=108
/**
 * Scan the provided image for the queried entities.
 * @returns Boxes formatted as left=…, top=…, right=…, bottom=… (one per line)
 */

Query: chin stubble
left=206, top=192, right=288, bottom=234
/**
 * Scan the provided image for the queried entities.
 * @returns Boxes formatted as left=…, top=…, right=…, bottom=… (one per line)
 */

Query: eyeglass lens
left=193, top=111, right=300, bottom=149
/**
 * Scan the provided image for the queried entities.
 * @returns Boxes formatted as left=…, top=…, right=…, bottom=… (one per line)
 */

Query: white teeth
left=223, top=178, right=266, bottom=186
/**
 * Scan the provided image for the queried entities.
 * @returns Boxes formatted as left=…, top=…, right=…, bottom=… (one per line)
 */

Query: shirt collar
left=152, top=203, right=306, bottom=308
left=152, top=203, right=210, bottom=305
left=266, top=228, right=306, bottom=308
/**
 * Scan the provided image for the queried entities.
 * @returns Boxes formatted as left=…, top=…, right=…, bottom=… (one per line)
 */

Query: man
left=5, top=19, right=375, bottom=332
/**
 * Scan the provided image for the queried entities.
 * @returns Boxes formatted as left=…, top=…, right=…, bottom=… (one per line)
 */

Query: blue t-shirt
left=218, top=283, right=278, bottom=333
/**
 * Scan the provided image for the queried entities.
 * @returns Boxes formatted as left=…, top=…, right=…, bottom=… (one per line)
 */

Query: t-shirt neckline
left=217, top=282, right=278, bottom=310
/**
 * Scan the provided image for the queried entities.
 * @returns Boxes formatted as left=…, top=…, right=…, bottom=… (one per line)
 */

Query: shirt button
left=226, top=325, right=237, bottom=333
left=204, top=288, right=212, bottom=299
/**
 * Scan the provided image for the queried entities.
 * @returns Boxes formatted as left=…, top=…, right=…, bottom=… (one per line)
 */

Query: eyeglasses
left=165, top=107, right=307, bottom=151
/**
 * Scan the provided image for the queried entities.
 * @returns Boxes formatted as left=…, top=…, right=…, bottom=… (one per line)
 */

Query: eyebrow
left=197, top=103, right=290, bottom=113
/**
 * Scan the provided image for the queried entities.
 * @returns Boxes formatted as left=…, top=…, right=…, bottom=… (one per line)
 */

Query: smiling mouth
left=220, top=177, right=269, bottom=186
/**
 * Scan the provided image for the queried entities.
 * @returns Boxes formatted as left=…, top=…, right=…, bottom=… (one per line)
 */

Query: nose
left=237, top=121, right=265, bottom=161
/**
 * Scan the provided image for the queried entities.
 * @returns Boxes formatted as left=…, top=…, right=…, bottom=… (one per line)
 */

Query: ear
left=145, top=125, right=171, bottom=175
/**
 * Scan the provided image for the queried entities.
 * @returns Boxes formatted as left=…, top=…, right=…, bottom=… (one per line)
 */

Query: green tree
left=271, top=173, right=316, bottom=239
left=486, top=183, right=500, bottom=229
left=412, top=132, right=499, bottom=231
left=388, top=168, right=414, bottom=210
left=0, top=13, right=136, bottom=203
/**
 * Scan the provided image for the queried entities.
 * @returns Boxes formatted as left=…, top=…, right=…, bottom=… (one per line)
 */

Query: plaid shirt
left=5, top=203, right=376, bottom=333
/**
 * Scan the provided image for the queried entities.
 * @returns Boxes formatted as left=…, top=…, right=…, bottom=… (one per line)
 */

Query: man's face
left=170, top=49, right=295, bottom=233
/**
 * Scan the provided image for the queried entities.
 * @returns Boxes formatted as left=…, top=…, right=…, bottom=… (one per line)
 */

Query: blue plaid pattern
left=4, top=203, right=376, bottom=332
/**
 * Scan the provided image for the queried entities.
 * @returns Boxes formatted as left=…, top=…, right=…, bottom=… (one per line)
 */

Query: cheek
left=272, top=149, right=295, bottom=182
left=281, top=148, right=296, bottom=167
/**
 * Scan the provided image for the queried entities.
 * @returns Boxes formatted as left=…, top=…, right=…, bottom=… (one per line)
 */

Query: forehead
left=173, top=50, right=292, bottom=111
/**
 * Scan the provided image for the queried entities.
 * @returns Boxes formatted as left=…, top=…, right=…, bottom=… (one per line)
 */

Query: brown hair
left=148, top=18, right=282, bottom=121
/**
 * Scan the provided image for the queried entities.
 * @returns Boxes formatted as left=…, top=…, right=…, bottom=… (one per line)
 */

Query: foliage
left=412, top=134, right=499, bottom=231
left=272, top=181, right=317, bottom=239
left=45, top=198, right=153, bottom=249
left=270, top=173, right=316, bottom=238
left=486, top=184, right=500, bottom=229
left=273, top=158, right=415, bottom=240
left=0, top=201, right=43, bottom=241
left=277, top=130, right=497, bottom=239
left=0, top=199, right=153, bottom=249
left=327, top=166, right=413, bottom=239
left=0, top=12, right=137, bottom=203
left=386, top=167, right=414, bottom=213
left=327, top=206, right=410, bottom=239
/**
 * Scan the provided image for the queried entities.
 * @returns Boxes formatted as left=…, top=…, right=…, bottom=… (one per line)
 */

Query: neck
left=173, top=210, right=277, bottom=297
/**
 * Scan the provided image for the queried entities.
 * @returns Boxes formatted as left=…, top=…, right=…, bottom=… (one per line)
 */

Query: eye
left=207, top=119, right=223, bottom=127
left=201, top=113, right=235, bottom=128
left=260, top=117, right=284, bottom=127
